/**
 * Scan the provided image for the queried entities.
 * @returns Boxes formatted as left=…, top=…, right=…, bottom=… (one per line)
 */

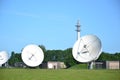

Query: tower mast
left=76, top=20, right=81, bottom=40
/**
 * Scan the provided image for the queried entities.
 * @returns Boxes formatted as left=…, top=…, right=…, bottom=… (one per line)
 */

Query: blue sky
left=0, top=0, right=120, bottom=55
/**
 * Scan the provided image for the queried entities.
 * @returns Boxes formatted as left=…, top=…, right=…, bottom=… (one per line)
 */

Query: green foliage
left=8, top=51, right=22, bottom=66
left=63, top=48, right=78, bottom=67
left=69, top=64, right=88, bottom=69
left=98, top=52, right=120, bottom=61
left=39, top=45, right=46, bottom=53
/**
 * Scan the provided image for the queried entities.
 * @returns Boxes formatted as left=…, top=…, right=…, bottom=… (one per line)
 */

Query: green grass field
left=0, top=69, right=120, bottom=80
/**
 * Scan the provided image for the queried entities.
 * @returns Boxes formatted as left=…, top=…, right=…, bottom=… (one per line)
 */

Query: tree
left=63, top=48, right=78, bottom=68
left=8, top=51, right=15, bottom=66
left=97, top=52, right=120, bottom=61
left=39, top=45, right=46, bottom=53
left=8, top=51, right=22, bottom=66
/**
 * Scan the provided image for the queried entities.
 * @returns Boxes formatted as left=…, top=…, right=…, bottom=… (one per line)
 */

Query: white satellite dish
left=0, top=51, right=9, bottom=65
left=72, top=35, right=102, bottom=63
left=21, top=44, right=44, bottom=67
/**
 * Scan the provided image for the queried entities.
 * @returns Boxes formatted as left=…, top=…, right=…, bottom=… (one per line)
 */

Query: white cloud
left=1, top=10, right=41, bottom=18
left=15, top=12, right=41, bottom=18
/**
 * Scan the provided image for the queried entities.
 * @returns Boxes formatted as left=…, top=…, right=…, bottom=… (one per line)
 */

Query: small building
left=41, top=61, right=66, bottom=69
left=94, top=61, right=120, bottom=69
left=94, top=61, right=106, bottom=69
left=106, top=61, right=120, bottom=69
left=14, top=62, right=26, bottom=68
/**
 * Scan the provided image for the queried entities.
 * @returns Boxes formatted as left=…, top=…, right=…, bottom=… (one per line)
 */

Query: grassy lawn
left=0, top=69, right=120, bottom=80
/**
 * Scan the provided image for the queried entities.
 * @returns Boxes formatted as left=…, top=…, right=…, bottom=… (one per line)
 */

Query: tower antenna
left=76, top=20, right=81, bottom=40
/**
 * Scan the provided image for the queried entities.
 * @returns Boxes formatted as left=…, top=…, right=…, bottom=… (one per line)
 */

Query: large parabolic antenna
left=72, top=35, right=102, bottom=63
left=0, top=51, right=9, bottom=65
left=21, top=44, right=44, bottom=67
left=72, top=20, right=102, bottom=64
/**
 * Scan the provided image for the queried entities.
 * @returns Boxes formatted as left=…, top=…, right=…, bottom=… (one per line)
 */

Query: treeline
left=98, top=52, right=120, bottom=61
left=8, top=45, right=120, bottom=68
